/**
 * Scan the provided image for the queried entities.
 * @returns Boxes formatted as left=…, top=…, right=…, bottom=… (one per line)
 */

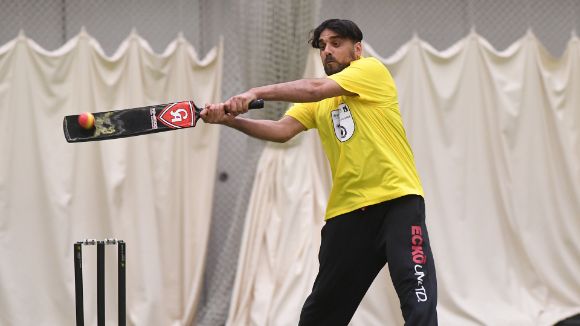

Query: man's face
left=317, top=28, right=362, bottom=75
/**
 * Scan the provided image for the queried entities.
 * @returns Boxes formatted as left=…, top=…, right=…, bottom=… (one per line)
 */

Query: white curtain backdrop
left=0, top=30, right=222, bottom=325
left=1, top=29, right=579, bottom=326
left=228, top=32, right=580, bottom=326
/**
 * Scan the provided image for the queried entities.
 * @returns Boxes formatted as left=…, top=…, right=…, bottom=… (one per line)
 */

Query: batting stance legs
left=299, top=195, right=438, bottom=326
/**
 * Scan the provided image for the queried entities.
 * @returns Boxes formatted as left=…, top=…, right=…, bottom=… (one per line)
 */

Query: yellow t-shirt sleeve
left=328, top=57, right=395, bottom=105
left=285, top=102, right=317, bottom=129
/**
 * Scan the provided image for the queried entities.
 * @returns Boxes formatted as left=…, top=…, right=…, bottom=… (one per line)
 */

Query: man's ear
left=354, top=42, right=363, bottom=58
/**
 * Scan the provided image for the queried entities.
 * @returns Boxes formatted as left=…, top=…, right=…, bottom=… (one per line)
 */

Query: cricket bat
left=63, top=99, right=264, bottom=143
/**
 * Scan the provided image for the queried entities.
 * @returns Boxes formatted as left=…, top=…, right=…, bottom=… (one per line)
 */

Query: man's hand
left=224, top=91, right=258, bottom=116
left=200, top=103, right=235, bottom=125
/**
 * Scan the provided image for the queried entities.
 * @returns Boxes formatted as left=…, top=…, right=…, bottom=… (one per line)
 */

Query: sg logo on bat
left=157, top=101, right=196, bottom=129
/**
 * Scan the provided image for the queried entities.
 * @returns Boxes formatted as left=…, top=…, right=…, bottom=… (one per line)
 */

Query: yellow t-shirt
left=285, top=57, right=423, bottom=220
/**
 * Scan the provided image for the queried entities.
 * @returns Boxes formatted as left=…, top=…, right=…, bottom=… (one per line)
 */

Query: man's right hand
left=200, top=103, right=235, bottom=125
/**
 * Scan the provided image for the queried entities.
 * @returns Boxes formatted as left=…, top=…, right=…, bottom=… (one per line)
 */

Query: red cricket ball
left=78, top=112, right=95, bottom=130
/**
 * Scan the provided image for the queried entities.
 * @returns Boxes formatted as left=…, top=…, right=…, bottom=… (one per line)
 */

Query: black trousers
left=299, top=195, right=438, bottom=326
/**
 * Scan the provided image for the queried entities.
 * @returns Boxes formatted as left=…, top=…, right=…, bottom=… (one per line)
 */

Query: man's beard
left=323, top=50, right=357, bottom=76
left=323, top=61, right=350, bottom=76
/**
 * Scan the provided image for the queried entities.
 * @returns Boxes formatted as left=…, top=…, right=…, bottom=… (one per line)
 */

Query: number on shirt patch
left=331, top=104, right=355, bottom=142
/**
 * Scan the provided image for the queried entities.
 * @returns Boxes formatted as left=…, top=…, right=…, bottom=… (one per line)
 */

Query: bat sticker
left=157, top=101, right=196, bottom=129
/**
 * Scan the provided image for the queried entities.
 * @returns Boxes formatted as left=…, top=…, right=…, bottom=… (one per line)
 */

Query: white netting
left=196, top=2, right=321, bottom=324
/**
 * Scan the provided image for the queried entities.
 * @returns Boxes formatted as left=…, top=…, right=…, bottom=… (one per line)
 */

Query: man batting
left=202, top=18, right=438, bottom=326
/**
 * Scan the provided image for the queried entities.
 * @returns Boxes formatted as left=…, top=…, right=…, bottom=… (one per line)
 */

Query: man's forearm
left=224, top=117, right=294, bottom=143
left=249, top=78, right=346, bottom=103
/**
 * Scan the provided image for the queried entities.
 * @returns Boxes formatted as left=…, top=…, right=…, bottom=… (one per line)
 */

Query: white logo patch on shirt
left=331, top=103, right=355, bottom=142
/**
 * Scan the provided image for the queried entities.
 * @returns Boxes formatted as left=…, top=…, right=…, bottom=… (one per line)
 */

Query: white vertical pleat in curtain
left=228, top=32, right=580, bottom=326
left=0, top=31, right=222, bottom=325
left=226, top=50, right=332, bottom=326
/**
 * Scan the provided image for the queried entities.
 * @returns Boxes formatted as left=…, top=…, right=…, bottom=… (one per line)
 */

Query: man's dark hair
left=309, top=19, right=363, bottom=49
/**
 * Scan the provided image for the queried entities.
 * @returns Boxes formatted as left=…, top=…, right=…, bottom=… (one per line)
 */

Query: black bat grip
left=249, top=99, right=264, bottom=109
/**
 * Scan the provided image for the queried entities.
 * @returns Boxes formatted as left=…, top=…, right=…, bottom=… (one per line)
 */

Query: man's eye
left=332, top=42, right=340, bottom=47
left=318, top=43, right=326, bottom=50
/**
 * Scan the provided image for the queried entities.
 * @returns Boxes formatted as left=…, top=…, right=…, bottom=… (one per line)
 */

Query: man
left=201, top=19, right=437, bottom=326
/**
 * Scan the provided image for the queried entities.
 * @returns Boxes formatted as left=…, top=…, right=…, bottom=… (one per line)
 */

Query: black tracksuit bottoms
left=298, top=195, right=438, bottom=326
